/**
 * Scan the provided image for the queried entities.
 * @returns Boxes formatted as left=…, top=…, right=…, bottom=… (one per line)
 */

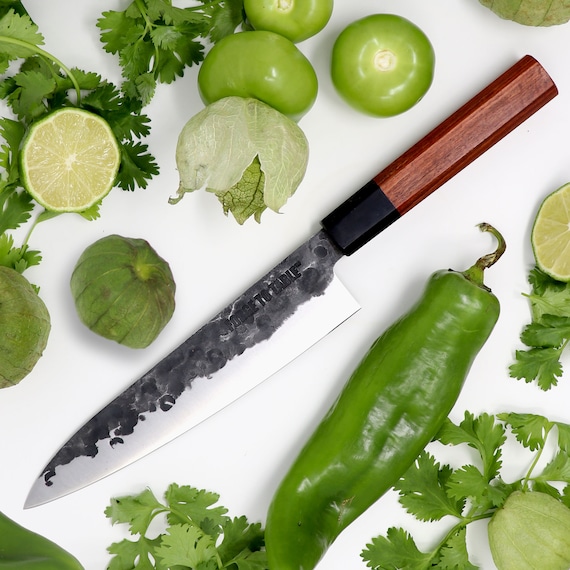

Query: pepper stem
left=462, top=223, right=506, bottom=287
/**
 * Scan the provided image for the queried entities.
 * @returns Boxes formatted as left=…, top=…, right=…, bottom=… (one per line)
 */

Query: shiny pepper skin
left=0, top=510, right=84, bottom=569
left=265, top=224, right=505, bottom=570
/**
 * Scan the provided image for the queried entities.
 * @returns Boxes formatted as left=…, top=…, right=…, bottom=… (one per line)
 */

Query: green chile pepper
left=265, top=223, right=506, bottom=570
left=0, top=510, right=84, bottom=569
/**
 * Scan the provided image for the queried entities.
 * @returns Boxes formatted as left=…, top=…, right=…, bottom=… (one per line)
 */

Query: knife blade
left=26, top=54, right=557, bottom=508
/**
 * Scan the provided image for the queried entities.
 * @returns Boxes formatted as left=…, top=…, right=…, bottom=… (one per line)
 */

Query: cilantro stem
left=429, top=512, right=494, bottom=564
left=134, top=0, right=153, bottom=30
left=133, top=0, right=161, bottom=76
left=522, top=423, right=554, bottom=489
left=21, top=209, right=60, bottom=248
left=0, top=36, right=82, bottom=105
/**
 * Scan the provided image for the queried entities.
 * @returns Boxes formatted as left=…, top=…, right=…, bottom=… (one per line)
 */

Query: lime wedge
left=20, top=108, right=121, bottom=213
left=531, top=182, right=570, bottom=281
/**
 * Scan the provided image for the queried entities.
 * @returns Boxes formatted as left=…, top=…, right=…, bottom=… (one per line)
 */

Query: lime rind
left=531, top=182, right=570, bottom=282
left=20, top=108, right=121, bottom=213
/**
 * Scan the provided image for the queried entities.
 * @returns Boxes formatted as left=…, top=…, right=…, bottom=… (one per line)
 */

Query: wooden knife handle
left=321, top=55, right=558, bottom=255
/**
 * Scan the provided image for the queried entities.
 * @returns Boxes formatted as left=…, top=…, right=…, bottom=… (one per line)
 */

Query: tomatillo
left=244, top=0, right=333, bottom=43
left=331, top=14, right=435, bottom=117
left=197, top=31, right=318, bottom=121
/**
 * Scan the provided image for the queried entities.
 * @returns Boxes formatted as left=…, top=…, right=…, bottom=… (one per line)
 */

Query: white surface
left=1, top=1, right=570, bottom=568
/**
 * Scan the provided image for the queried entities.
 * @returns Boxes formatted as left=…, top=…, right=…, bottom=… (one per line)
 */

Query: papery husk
left=489, top=491, right=570, bottom=570
left=479, top=0, right=570, bottom=26
left=0, top=266, right=50, bottom=388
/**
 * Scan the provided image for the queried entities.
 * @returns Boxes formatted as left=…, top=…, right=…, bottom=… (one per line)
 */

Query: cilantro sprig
left=105, top=483, right=267, bottom=569
left=0, top=113, right=40, bottom=272
left=0, top=7, right=159, bottom=192
left=509, top=266, right=570, bottom=390
left=97, top=0, right=246, bottom=106
left=0, top=5, right=159, bottom=272
left=362, top=410, right=570, bottom=569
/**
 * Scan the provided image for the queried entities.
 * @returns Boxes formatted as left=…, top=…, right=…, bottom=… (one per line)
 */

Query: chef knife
left=26, top=55, right=557, bottom=508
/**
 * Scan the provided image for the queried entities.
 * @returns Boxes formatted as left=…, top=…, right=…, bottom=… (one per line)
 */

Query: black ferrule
left=321, top=180, right=400, bottom=256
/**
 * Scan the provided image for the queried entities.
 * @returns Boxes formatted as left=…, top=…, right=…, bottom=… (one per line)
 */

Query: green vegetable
left=70, top=235, right=176, bottom=349
left=489, top=491, right=570, bottom=570
left=0, top=108, right=50, bottom=388
left=479, top=0, right=570, bottom=26
left=1, top=117, right=42, bottom=273
left=362, top=410, right=570, bottom=569
left=244, top=0, right=333, bottom=43
left=0, top=265, right=50, bottom=388
left=0, top=509, right=84, bottom=568
left=197, top=30, right=318, bottom=121
left=0, top=6, right=158, bottom=196
left=331, top=14, right=435, bottom=117
left=105, top=483, right=267, bottom=569
left=265, top=223, right=505, bottom=570
left=97, top=0, right=246, bottom=106
left=509, top=185, right=570, bottom=390
left=171, top=96, right=309, bottom=224
left=509, top=266, right=570, bottom=390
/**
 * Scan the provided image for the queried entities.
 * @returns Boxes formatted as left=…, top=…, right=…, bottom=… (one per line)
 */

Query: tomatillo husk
left=70, top=235, right=175, bottom=349
left=0, top=266, right=51, bottom=388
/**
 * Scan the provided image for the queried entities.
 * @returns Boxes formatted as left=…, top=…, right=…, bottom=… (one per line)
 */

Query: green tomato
left=197, top=31, right=318, bottom=121
left=331, top=14, right=435, bottom=117
left=244, top=0, right=333, bottom=43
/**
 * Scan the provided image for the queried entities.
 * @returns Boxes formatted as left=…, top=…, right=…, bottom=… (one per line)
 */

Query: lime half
left=21, top=108, right=121, bottom=213
left=531, top=182, right=570, bottom=281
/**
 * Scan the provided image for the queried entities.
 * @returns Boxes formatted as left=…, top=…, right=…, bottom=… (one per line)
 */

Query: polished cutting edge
left=26, top=231, right=358, bottom=507
left=26, top=55, right=558, bottom=507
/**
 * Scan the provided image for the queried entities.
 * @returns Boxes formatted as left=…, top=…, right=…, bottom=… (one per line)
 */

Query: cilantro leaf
left=217, top=516, right=265, bottom=566
left=116, top=141, right=159, bottom=191
left=0, top=185, right=33, bottom=235
left=497, top=412, right=552, bottom=450
left=436, top=412, right=505, bottom=480
left=509, top=346, right=564, bottom=390
left=527, top=275, right=570, bottom=321
left=0, top=233, right=41, bottom=272
left=0, top=9, right=43, bottom=73
left=0, top=1, right=28, bottom=19
left=562, top=484, right=570, bottom=509
left=105, top=488, right=165, bottom=536
left=435, top=413, right=509, bottom=511
left=537, top=451, right=570, bottom=485
left=437, top=527, right=477, bottom=570
left=107, top=536, right=161, bottom=570
left=445, top=463, right=506, bottom=511
left=85, top=85, right=152, bottom=140
left=205, top=0, right=247, bottom=43
left=361, top=527, right=435, bottom=570
left=520, top=314, right=570, bottom=347
left=395, top=451, right=464, bottom=521
left=106, top=484, right=267, bottom=570
left=0, top=116, right=24, bottom=182
left=511, top=265, right=570, bottom=390
left=153, top=524, right=218, bottom=568
left=164, top=484, right=228, bottom=530
left=528, top=265, right=562, bottom=295
left=556, top=421, right=570, bottom=454
left=97, top=0, right=245, bottom=106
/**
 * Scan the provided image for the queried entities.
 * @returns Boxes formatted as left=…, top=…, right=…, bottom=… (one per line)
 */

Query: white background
left=2, top=1, right=570, bottom=568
